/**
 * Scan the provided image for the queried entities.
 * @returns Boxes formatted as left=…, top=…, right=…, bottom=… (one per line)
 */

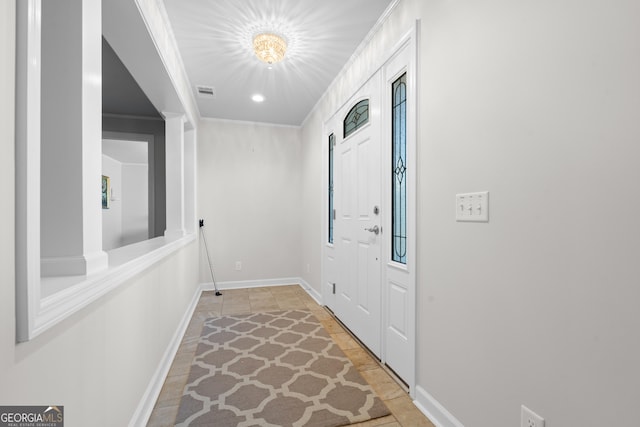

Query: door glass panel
left=328, top=133, right=335, bottom=244
left=392, top=73, right=407, bottom=264
left=343, top=99, right=369, bottom=138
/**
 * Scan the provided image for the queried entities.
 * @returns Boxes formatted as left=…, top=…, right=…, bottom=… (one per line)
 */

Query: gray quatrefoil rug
left=175, top=310, right=390, bottom=427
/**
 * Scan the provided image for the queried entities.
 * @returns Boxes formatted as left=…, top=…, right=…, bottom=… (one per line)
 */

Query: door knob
left=364, top=225, right=380, bottom=235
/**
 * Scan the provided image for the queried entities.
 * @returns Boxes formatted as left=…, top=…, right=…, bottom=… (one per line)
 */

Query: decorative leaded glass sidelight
left=343, top=99, right=369, bottom=138
left=392, top=73, right=407, bottom=264
left=328, top=133, right=335, bottom=244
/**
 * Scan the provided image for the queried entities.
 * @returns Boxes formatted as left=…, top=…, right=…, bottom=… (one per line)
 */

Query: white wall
left=300, top=111, right=323, bottom=291
left=197, top=119, right=302, bottom=283
left=102, top=155, right=149, bottom=250
left=102, top=154, right=123, bottom=251
left=301, top=0, right=640, bottom=426
left=0, top=244, right=199, bottom=427
left=2, top=4, right=200, bottom=426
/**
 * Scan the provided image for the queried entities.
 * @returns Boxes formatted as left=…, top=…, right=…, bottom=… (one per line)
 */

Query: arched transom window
left=343, top=99, right=369, bottom=138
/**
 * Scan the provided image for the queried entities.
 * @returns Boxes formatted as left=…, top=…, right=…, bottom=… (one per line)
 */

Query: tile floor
left=147, top=285, right=435, bottom=427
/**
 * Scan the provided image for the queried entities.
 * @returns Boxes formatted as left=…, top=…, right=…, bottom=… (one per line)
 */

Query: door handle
left=364, top=225, right=380, bottom=235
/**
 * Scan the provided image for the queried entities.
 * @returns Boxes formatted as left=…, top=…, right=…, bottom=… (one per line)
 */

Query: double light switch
left=456, top=191, right=489, bottom=222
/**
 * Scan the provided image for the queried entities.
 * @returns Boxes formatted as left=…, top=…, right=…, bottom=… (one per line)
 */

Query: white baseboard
left=413, top=385, right=465, bottom=427
left=202, top=277, right=323, bottom=305
left=298, top=277, right=323, bottom=305
left=129, top=286, right=202, bottom=427
left=214, top=277, right=305, bottom=290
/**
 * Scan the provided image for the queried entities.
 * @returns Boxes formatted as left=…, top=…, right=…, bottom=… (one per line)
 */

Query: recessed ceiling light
left=252, top=94, right=265, bottom=103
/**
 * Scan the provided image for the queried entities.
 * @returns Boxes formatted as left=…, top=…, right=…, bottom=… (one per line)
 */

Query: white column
left=16, top=0, right=42, bottom=339
left=164, top=113, right=186, bottom=239
left=39, top=0, right=108, bottom=276
left=184, top=128, right=196, bottom=234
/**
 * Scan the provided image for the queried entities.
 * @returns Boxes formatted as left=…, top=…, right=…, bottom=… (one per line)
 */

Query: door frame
left=321, top=22, right=419, bottom=395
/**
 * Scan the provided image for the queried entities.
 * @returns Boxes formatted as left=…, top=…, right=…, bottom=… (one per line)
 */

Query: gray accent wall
left=103, top=116, right=166, bottom=238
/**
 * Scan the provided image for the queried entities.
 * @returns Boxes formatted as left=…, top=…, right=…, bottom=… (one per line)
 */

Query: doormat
left=175, top=310, right=390, bottom=426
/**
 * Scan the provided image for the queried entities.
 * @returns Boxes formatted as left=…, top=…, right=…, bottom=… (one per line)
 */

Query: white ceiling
left=162, top=0, right=395, bottom=126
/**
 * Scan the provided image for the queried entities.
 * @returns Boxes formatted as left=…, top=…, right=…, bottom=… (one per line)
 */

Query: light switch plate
left=456, top=191, right=489, bottom=222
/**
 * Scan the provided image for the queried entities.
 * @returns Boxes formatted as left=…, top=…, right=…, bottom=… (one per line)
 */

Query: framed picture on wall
left=102, top=175, right=110, bottom=209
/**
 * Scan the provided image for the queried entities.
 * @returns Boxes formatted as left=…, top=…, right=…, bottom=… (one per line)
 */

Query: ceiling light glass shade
left=253, top=33, right=287, bottom=64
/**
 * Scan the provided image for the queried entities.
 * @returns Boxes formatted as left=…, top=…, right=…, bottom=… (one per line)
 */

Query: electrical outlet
left=521, top=405, right=544, bottom=427
left=235, top=261, right=242, bottom=271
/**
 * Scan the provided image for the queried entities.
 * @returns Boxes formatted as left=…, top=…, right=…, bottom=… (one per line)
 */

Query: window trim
left=15, top=0, right=196, bottom=342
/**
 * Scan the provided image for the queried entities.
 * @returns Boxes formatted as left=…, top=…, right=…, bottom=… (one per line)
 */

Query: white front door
left=322, top=28, right=417, bottom=391
left=331, top=75, right=382, bottom=356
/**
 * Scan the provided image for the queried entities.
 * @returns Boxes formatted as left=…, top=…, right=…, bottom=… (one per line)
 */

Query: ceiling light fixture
left=252, top=94, right=265, bottom=103
left=253, top=33, right=287, bottom=64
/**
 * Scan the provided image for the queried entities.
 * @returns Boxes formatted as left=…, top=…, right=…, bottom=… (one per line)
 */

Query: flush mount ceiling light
left=252, top=94, right=265, bottom=103
left=253, top=33, right=287, bottom=64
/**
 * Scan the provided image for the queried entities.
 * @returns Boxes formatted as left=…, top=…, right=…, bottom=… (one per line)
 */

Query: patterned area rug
left=175, top=310, right=389, bottom=427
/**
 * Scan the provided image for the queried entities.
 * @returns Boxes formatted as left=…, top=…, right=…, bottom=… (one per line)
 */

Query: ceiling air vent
left=196, top=85, right=216, bottom=99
